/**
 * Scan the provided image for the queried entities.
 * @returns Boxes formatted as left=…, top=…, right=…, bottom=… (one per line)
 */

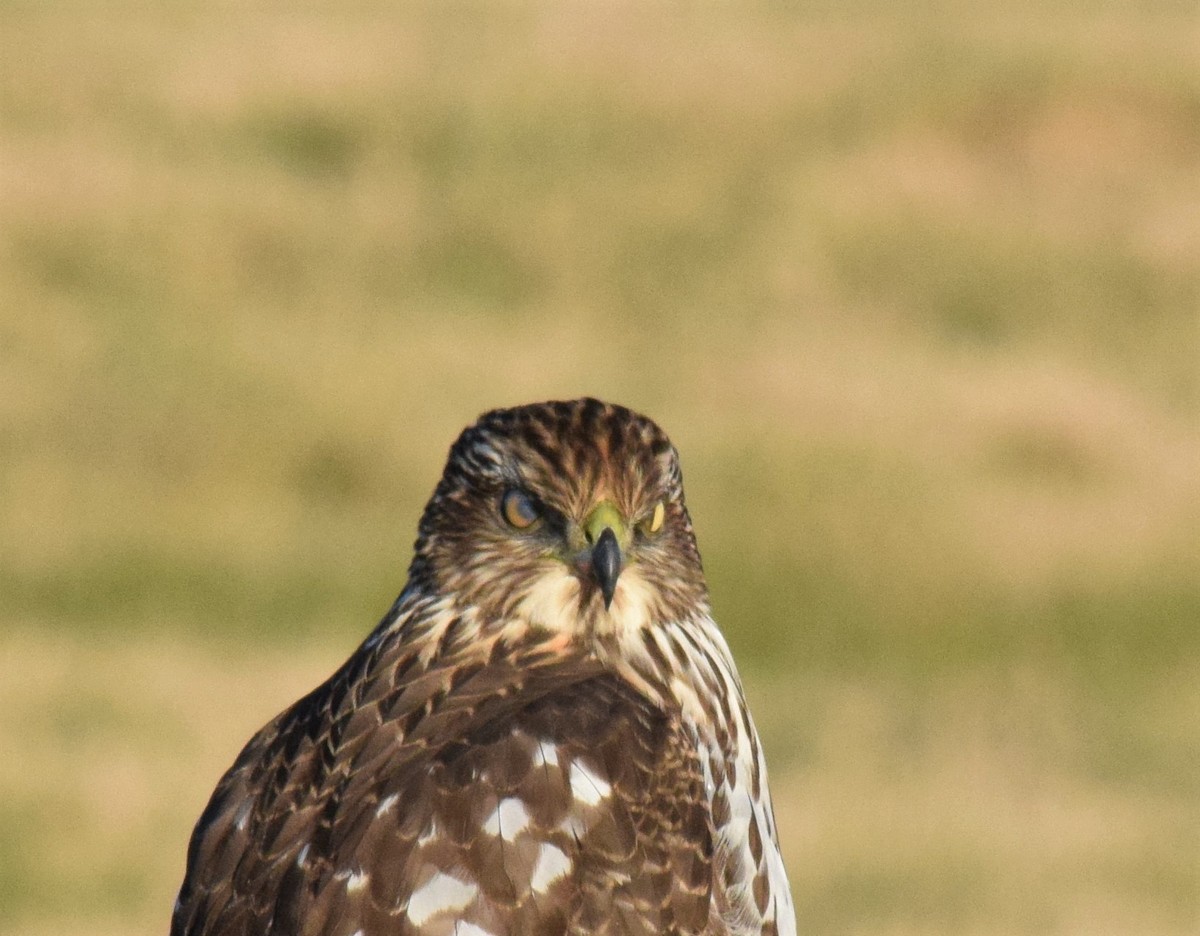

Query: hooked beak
left=591, top=527, right=622, bottom=610
left=582, top=502, right=625, bottom=610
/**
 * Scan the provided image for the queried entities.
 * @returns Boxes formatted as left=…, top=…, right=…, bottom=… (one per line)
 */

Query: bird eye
left=501, top=489, right=541, bottom=529
left=640, top=501, right=666, bottom=536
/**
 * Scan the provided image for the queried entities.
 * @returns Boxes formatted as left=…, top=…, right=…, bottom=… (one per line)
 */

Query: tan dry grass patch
left=738, top=319, right=1199, bottom=585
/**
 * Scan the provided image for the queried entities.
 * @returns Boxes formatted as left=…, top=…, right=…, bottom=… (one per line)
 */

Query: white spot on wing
left=233, top=800, right=252, bottom=832
left=296, top=843, right=310, bottom=867
left=416, top=819, right=437, bottom=847
left=346, top=869, right=369, bottom=893
left=375, top=793, right=399, bottom=817
left=569, top=759, right=611, bottom=807
left=406, top=872, right=478, bottom=925
left=558, top=813, right=587, bottom=840
left=530, top=843, right=571, bottom=892
left=482, top=797, right=531, bottom=840
left=531, top=741, right=559, bottom=768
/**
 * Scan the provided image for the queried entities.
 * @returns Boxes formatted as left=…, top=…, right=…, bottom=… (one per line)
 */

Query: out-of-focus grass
left=1, top=3, right=1197, bottom=934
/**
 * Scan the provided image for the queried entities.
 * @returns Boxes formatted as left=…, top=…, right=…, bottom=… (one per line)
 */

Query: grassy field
left=1, top=2, right=1197, bottom=934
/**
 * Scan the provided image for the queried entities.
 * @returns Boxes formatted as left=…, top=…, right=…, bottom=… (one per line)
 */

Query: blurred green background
left=1, top=2, right=1197, bottom=934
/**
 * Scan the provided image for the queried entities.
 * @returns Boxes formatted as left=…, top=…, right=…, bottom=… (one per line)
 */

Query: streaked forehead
left=450, top=398, right=679, bottom=509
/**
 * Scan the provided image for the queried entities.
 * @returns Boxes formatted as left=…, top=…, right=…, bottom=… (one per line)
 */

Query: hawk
left=173, top=398, right=795, bottom=936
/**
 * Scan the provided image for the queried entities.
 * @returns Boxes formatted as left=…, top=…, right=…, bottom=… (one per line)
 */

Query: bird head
left=408, top=399, right=709, bottom=641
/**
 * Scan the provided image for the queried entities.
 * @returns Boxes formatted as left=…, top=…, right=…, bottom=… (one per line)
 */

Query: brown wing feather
left=172, top=630, right=716, bottom=936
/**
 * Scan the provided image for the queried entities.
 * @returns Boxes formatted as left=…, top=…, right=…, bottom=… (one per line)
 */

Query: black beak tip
left=593, top=526, right=622, bottom=610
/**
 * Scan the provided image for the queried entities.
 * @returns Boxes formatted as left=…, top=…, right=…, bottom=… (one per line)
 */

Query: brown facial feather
left=172, top=399, right=793, bottom=936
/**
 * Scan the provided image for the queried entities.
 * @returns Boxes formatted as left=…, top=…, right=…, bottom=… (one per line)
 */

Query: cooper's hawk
left=172, top=398, right=795, bottom=936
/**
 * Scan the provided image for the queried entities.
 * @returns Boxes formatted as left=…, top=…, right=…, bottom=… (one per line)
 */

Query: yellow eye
left=501, top=489, right=540, bottom=529
left=643, top=501, right=665, bottom=535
